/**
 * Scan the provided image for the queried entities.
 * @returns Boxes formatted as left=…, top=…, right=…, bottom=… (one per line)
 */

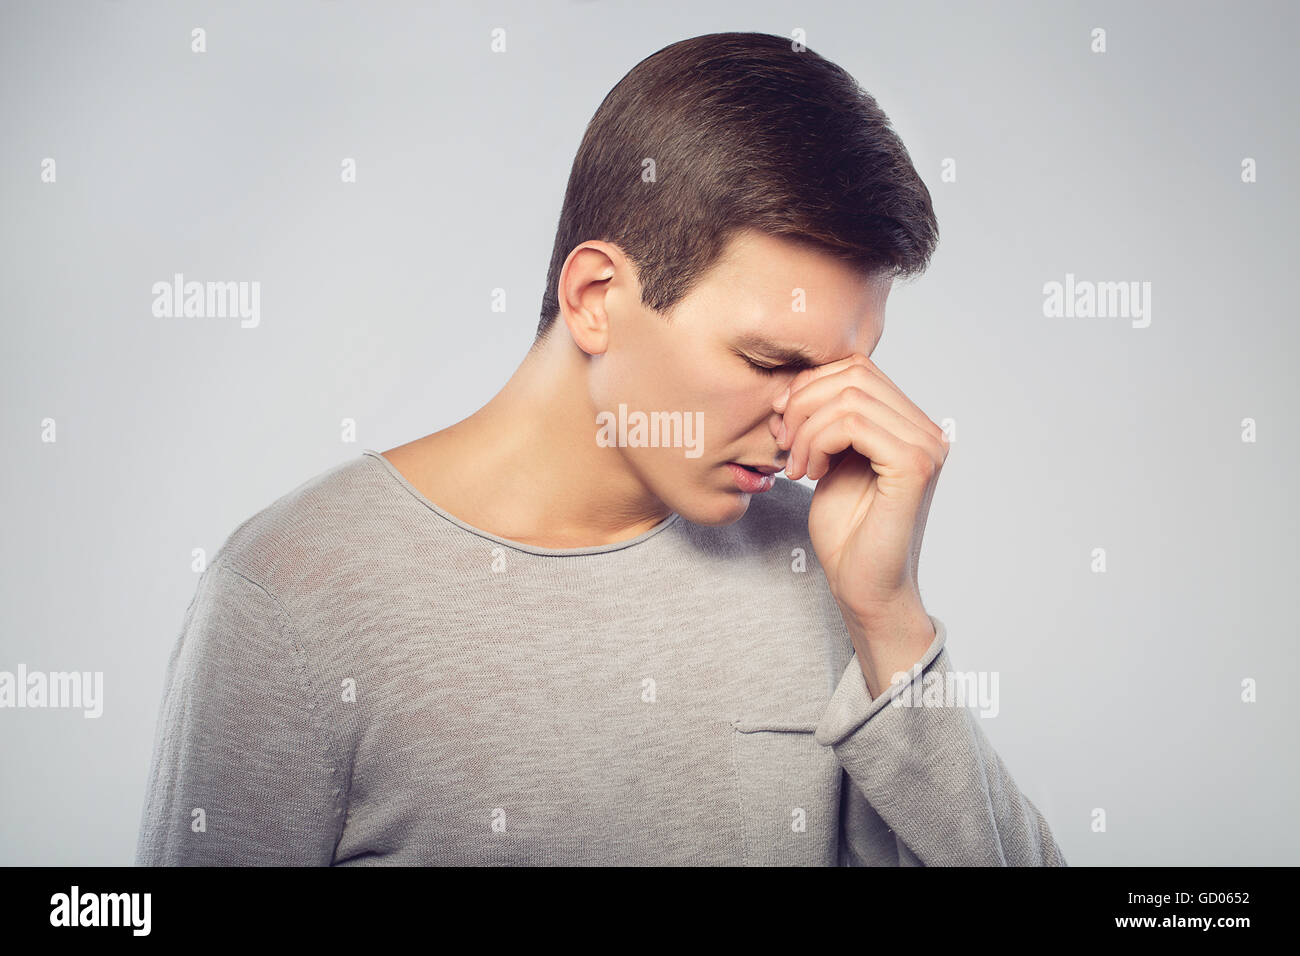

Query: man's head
left=534, top=32, right=939, bottom=526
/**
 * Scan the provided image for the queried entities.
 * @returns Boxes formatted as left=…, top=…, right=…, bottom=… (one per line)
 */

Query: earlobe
left=566, top=321, right=608, bottom=358
left=560, top=297, right=610, bottom=358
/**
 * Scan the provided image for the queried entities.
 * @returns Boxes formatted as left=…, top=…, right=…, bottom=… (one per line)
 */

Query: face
left=586, top=228, right=891, bottom=525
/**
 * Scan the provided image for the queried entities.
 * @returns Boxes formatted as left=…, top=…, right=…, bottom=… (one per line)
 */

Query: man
left=135, top=31, right=1066, bottom=866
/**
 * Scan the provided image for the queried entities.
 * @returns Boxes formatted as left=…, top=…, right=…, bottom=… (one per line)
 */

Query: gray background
left=2, top=0, right=1296, bottom=865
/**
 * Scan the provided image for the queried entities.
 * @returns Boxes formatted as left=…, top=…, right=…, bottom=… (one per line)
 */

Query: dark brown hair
left=534, top=31, right=940, bottom=344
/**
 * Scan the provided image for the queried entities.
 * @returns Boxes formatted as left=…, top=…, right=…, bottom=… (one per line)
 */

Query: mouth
left=727, top=461, right=779, bottom=493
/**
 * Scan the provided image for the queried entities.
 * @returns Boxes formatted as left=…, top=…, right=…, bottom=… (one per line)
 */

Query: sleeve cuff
left=815, top=614, right=948, bottom=747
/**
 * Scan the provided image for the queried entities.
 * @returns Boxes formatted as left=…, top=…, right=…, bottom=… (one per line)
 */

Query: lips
left=727, top=462, right=778, bottom=493
left=734, top=463, right=780, bottom=475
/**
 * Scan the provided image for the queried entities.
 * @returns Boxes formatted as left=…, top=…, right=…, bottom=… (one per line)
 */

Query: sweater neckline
left=360, top=449, right=682, bottom=557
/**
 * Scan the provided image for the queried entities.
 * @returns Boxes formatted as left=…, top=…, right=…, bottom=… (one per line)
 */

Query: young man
left=135, top=32, right=1066, bottom=866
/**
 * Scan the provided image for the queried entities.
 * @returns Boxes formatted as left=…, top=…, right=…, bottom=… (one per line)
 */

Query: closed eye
left=743, top=357, right=785, bottom=376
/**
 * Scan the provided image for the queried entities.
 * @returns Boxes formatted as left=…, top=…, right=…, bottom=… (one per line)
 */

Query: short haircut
left=534, top=31, right=940, bottom=345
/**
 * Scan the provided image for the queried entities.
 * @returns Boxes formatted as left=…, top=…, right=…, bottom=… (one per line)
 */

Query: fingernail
left=774, top=386, right=790, bottom=411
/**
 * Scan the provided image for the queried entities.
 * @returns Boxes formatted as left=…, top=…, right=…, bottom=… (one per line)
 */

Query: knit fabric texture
left=134, top=450, right=1067, bottom=866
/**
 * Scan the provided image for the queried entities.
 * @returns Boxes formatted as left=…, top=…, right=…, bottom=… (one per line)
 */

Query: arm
left=816, top=614, right=1067, bottom=866
left=134, top=560, right=345, bottom=865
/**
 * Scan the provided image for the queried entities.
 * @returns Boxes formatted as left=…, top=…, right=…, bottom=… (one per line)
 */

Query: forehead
left=705, top=229, right=891, bottom=360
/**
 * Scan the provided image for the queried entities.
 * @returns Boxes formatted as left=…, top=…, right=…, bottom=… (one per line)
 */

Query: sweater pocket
left=730, top=705, right=842, bottom=866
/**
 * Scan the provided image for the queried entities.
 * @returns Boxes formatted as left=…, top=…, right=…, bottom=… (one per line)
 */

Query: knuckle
left=840, top=385, right=870, bottom=405
left=909, top=447, right=936, bottom=475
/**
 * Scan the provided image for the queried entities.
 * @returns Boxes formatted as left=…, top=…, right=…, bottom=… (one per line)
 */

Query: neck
left=413, top=330, right=674, bottom=548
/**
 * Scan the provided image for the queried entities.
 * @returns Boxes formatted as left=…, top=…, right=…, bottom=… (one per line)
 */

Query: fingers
left=774, top=354, right=947, bottom=456
left=774, top=353, right=951, bottom=473
left=772, top=354, right=861, bottom=408
left=787, top=386, right=945, bottom=480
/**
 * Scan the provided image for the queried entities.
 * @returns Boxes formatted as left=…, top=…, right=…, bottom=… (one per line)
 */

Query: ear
left=557, top=242, right=621, bottom=357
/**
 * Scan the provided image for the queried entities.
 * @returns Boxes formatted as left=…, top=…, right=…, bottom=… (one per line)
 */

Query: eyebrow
left=732, top=332, right=821, bottom=370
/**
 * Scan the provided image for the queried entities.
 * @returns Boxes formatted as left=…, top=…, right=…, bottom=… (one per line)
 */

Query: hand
left=774, top=353, right=949, bottom=628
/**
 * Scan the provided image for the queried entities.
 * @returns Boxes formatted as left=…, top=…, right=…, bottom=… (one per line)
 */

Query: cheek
left=704, top=377, right=777, bottom=433
left=629, top=367, right=742, bottom=470
left=593, top=333, right=694, bottom=409
left=631, top=350, right=714, bottom=415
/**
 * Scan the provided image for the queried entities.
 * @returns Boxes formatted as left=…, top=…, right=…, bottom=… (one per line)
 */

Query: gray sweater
left=134, top=450, right=1067, bottom=866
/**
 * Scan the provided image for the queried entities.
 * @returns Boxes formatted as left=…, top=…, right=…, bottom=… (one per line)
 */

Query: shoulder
left=211, top=452, right=390, bottom=603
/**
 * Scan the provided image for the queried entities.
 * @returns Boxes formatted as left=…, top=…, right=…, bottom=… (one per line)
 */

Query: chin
left=659, top=481, right=754, bottom=527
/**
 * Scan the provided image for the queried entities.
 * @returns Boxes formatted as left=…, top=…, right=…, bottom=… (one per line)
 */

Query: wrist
left=839, top=601, right=936, bottom=699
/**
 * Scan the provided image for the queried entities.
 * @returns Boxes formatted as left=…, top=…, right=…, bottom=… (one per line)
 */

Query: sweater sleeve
left=815, top=615, right=1067, bottom=866
left=134, top=559, right=344, bottom=865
